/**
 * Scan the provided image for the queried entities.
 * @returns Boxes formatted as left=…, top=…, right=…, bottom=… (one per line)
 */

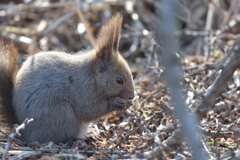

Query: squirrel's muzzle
left=120, top=88, right=135, bottom=100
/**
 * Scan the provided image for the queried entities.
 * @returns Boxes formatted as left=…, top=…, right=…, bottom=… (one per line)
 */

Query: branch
left=3, top=118, right=34, bottom=160
left=196, top=40, right=240, bottom=116
left=155, top=0, right=208, bottom=159
left=75, top=0, right=97, bottom=48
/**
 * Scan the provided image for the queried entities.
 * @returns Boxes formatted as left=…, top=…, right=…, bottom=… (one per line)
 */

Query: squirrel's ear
left=95, top=14, right=123, bottom=63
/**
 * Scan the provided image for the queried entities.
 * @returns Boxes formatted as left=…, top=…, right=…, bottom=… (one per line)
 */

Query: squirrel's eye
left=116, top=76, right=124, bottom=85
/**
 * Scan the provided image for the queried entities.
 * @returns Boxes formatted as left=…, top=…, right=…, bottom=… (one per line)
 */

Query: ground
left=0, top=0, right=239, bottom=159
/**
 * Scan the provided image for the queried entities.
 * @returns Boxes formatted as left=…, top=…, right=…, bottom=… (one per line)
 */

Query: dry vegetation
left=0, top=0, right=239, bottom=159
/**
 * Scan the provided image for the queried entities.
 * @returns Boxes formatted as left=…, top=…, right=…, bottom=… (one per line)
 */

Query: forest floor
left=0, top=0, right=239, bottom=159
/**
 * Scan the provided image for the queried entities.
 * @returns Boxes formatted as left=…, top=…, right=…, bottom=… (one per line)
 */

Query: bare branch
left=75, top=0, right=97, bottom=48
left=155, top=0, right=208, bottom=159
left=196, top=40, right=240, bottom=116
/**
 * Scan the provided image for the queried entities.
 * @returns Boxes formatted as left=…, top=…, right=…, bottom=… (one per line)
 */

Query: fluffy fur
left=0, top=14, right=135, bottom=144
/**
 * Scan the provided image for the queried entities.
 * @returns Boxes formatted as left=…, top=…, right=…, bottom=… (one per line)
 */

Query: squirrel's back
left=13, top=51, right=95, bottom=143
left=13, top=51, right=93, bottom=122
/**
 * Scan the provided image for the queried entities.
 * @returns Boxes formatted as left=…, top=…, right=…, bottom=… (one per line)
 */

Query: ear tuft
left=96, top=13, right=123, bottom=58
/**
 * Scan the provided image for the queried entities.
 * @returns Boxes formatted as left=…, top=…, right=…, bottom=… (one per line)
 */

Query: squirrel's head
left=93, top=14, right=135, bottom=102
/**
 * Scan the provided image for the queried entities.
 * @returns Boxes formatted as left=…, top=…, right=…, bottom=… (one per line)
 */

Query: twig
left=0, top=26, right=37, bottom=36
left=5, top=147, right=128, bottom=160
left=74, top=0, right=97, bottom=48
left=2, top=118, right=34, bottom=160
left=0, top=2, right=74, bottom=11
left=204, top=0, right=215, bottom=57
left=41, top=11, right=75, bottom=36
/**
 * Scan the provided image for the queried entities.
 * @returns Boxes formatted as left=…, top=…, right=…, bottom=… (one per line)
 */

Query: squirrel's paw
left=111, top=97, right=132, bottom=110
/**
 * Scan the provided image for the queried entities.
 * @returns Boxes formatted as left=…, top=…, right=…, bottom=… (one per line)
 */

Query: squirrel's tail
left=0, top=40, right=18, bottom=126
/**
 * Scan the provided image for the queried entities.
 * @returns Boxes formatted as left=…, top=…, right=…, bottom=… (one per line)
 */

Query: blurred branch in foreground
left=154, top=0, right=208, bottom=159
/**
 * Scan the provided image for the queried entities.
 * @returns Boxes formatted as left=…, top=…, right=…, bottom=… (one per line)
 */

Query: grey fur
left=11, top=14, right=135, bottom=144
left=13, top=51, right=134, bottom=144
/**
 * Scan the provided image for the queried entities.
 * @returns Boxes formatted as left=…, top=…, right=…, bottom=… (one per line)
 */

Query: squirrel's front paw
left=111, top=97, right=132, bottom=110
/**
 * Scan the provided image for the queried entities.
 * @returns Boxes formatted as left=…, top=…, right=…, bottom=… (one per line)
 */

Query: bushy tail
left=0, top=40, right=18, bottom=126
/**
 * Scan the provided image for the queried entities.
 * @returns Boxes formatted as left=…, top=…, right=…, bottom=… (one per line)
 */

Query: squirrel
left=0, top=14, right=135, bottom=144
